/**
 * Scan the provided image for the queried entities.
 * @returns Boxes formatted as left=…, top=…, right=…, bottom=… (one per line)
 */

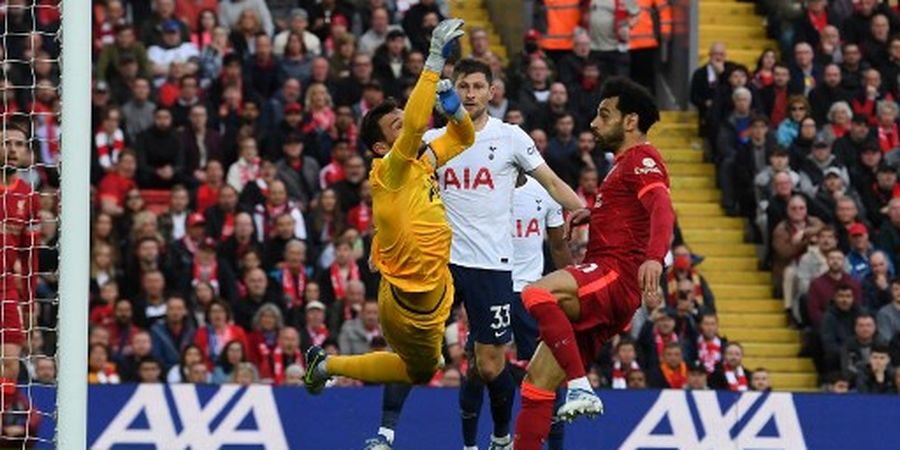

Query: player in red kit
left=0, top=122, right=40, bottom=406
left=513, top=77, right=675, bottom=450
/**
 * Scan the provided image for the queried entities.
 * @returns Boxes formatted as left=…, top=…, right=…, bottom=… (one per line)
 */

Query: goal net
left=0, top=0, right=91, bottom=448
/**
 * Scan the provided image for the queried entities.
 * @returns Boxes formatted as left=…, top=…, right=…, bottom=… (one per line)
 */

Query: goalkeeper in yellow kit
left=304, top=19, right=473, bottom=392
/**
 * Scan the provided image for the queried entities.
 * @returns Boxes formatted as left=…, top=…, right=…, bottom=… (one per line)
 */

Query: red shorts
left=564, top=261, right=640, bottom=366
left=0, top=297, right=23, bottom=347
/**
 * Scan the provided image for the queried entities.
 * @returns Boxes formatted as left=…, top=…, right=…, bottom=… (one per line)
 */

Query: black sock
left=459, top=369, right=485, bottom=447
left=487, top=366, right=515, bottom=438
left=380, top=383, right=413, bottom=431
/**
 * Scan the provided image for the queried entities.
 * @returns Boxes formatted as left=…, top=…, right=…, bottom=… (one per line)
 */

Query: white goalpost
left=57, top=0, right=90, bottom=447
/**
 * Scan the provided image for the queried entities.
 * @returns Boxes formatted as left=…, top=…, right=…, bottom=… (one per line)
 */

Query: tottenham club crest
left=634, top=157, right=662, bottom=175
left=488, top=145, right=497, bottom=160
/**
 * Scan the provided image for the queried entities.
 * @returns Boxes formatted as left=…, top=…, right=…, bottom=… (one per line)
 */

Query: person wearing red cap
left=847, top=221, right=881, bottom=280
left=169, top=211, right=210, bottom=293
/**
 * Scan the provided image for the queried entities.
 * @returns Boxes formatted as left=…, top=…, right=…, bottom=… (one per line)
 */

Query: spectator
left=824, top=371, right=851, bottom=393
left=260, top=326, right=302, bottom=384
left=776, top=95, right=811, bottom=148
left=98, top=151, right=138, bottom=218
left=877, top=278, right=900, bottom=342
left=262, top=212, right=303, bottom=270
left=840, top=43, right=869, bottom=93
left=517, top=57, right=552, bottom=118
left=181, top=105, right=224, bottom=182
left=637, top=307, right=680, bottom=370
left=218, top=0, right=274, bottom=37
left=278, top=239, right=311, bottom=322
left=227, top=137, right=262, bottom=193
left=821, top=285, right=863, bottom=372
left=136, top=108, right=185, bottom=188
left=246, top=303, right=284, bottom=367
left=818, top=101, right=854, bottom=146
left=234, top=268, right=281, bottom=329
left=88, top=344, right=120, bottom=384
left=772, top=195, right=823, bottom=307
left=862, top=250, right=894, bottom=311
left=147, top=20, right=199, bottom=87
left=847, top=222, right=878, bottom=280
left=121, top=78, right=157, bottom=142
left=211, top=340, right=247, bottom=384
left=752, top=48, right=778, bottom=89
left=750, top=368, right=772, bottom=391
left=841, top=313, right=881, bottom=378
left=808, top=249, right=863, bottom=328
left=117, top=328, right=152, bottom=383
left=626, top=369, right=647, bottom=389
left=834, top=114, right=877, bottom=168
left=300, top=300, right=329, bottom=350
left=789, top=42, right=822, bottom=96
left=760, top=64, right=793, bottom=128
left=151, top=296, right=197, bottom=371
left=97, top=25, right=151, bottom=84
left=881, top=36, right=900, bottom=98
left=799, top=140, right=849, bottom=196
left=338, top=298, right=381, bottom=355
left=852, top=69, right=892, bottom=126
left=696, top=312, right=725, bottom=374
left=275, top=9, right=321, bottom=57
left=132, top=268, right=169, bottom=327
left=137, top=357, right=164, bottom=383
left=605, top=338, right=640, bottom=389
left=231, top=362, right=260, bottom=385
left=335, top=52, right=374, bottom=107
left=664, top=253, right=715, bottom=312
left=716, top=87, right=755, bottom=214
left=862, top=14, right=891, bottom=65
left=710, top=342, right=749, bottom=392
left=556, top=31, right=592, bottom=87
left=647, top=342, right=688, bottom=389
left=332, top=155, right=366, bottom=213
left=587, top=0, right=638, bottom=78
left=791, top=0, right=833, bottom=51
left=187, top=361, right=211, bottom=383
left=809, top=64, right=852, bottom=126
left=194, top=300, right=249, bottom=369
left=819, top=25, right=844, bottom=65
left=735, top=116, right=776, bottom=218
left=856, top=342, right=894, bottom=393
left=876, top=101, right=900, bottom=157
left=198, top=26, right=232, bottom=85
left=685, top=363, right=709, bottom=390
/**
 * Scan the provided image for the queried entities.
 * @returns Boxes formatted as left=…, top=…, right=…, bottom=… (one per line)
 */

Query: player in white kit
left=367, top=59, right=582, bottom=450
left=460, top=170, right=575, bottom=450
left=432, top=60, right=583, bottom=450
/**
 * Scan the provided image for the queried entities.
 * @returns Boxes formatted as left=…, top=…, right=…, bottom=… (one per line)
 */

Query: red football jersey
left=584, top=143, right=672, bottom=273
left=0, top=177, right=41, bottom=301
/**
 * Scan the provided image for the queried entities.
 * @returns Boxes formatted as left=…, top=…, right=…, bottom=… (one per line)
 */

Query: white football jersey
left=512, top=176, right=564, bottom=292
left=424, top=117, right=546, bottom=270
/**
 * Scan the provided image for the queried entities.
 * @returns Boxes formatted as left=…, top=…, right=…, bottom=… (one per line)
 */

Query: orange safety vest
left=629, top=0, right=672, bottom=50
left=541, top=0, right=582, bottom=51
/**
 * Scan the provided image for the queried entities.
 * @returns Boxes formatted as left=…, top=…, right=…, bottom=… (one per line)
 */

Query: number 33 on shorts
left=490, top=304, right=511, bottom=337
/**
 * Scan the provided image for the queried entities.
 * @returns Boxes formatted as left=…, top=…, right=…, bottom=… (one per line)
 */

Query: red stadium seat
left=140, top=189, right=171, bottom=215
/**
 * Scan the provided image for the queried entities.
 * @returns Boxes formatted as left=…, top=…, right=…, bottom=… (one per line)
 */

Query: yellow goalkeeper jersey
left=369, top=70, right=474, bottom=293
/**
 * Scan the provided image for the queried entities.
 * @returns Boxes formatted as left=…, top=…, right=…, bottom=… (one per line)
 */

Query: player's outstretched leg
left=304, top=346, right=417, bottom=394
left=520, top=279, right=603, bottom=422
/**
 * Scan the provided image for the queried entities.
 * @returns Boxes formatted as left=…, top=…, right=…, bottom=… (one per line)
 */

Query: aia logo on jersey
left=634, top=157, right=662, bottom=175
left=442, top=167, right=495, bottom=190
left=515, top=218, right=541, bottom=238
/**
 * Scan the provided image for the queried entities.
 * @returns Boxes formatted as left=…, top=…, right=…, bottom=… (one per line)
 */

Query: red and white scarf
left=192, top=260, right=219, bottom=293
left=281, top=267, right=307, bottom=307
left=258, top=202, right=290, bottom=238
left=34, top=101, right=60, bottom=165
left=330, top=261, right=360, bottom=300
left=306, top=325, right=329, bottom=347
left=611, top=360, right=640, bottom=389
left=96, top=128, right=125, bottom=170
left=271, top=346, right=302, bottom=385
left=654, top=330, right=678, bottom=358
left=724, top=363, right=748, bottom=392
left=697, top=336, right=722, bottom=374
left=239, top=158, right=261, bottom=187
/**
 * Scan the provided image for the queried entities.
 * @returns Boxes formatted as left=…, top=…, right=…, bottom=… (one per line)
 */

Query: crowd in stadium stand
left=0, top=0, right=874, bottom=399
left=693, top=0, right=900, bottom=394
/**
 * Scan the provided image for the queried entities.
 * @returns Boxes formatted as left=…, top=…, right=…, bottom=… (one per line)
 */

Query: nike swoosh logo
left=494, top=330, right=505, bottom=338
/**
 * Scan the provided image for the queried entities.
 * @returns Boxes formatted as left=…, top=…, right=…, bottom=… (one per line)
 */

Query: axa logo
left=441, top=167, right=495, bottom=190
left=92, top=385, right=289, bottom=450
left=621, top=390, right=807, bottom=450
